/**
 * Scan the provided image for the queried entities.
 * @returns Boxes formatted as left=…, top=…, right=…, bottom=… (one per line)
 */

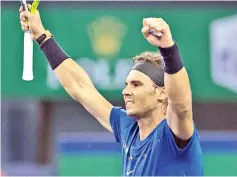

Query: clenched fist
left=142, top=18, right=174, bottom=48
left=19, top=4, right=46, bottom=40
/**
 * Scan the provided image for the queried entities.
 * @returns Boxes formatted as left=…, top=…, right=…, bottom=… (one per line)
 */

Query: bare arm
left=54, top=59, right=113, bottom=132
left=19, top=8, right=113, bottom=132
left=165, top=68, right=194, bottom=140
left=142, top=18, right=194, bottom=140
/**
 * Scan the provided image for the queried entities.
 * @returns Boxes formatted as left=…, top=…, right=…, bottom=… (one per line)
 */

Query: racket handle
left=22, top=31, right=34, bottom=81
left=149, top=29, right=163, bottom=39
left=145, top=17, right=163, bottom=39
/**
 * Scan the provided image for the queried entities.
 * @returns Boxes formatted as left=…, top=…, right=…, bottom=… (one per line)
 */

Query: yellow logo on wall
left=88, top=15, right=127, bottom=59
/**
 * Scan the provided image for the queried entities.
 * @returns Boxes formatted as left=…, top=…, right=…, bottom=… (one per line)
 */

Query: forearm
left=54, top=59, right=94, bottom=94
left=160, top=43, right=192, bottom=116
left=37, top=32, right=94, bottom=97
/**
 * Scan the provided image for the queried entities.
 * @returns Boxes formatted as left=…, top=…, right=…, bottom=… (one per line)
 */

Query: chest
left=122, top=135, right=173, bottom=175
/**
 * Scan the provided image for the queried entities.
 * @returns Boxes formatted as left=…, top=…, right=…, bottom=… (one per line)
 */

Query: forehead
left=126, top=70, right=154, bottom=85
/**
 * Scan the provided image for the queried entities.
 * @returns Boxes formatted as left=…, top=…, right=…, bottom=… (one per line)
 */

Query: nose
left=122, top=85, right=132, bottom=96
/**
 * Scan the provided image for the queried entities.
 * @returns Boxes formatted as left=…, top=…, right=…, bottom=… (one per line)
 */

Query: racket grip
left=22, top=31, right=34, bottom=81
left=149, top=29, right=163, bottom=39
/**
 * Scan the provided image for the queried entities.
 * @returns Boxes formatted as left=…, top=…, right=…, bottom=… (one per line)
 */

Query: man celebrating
left=20, top=5, right=203, bottom=176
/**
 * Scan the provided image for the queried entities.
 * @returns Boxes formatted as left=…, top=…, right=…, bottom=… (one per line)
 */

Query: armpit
left=170, top=128, right=191, bottom=149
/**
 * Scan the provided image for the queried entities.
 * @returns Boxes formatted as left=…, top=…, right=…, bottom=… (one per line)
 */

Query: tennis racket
left=21, top=0, right=40, bottom=81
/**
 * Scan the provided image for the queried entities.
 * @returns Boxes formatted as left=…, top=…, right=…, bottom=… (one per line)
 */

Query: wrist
left=158, top=42, right=184, bottom=74
left=158, top=41, right=178, bottom=57
left=159, top=40, right=175, bottom=49
left=35, top=30, right=53, bottom=46
left=40, top=38, right=70, bottom=70
left=34, top=29, right=47, bottom=40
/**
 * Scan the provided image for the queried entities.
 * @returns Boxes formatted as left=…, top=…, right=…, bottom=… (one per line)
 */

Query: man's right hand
left=19, top=4, right=46, bottom=40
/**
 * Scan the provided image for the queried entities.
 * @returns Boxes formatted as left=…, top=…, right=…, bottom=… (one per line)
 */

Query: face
left=122, top=70, right=160, bottom=118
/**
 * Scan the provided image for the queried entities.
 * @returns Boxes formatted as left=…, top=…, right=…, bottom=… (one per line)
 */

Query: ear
left=155, top=87, right=167, bottom=102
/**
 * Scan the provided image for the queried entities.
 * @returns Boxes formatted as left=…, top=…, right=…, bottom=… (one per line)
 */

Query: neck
left=137, top=107, right=165, bottom=141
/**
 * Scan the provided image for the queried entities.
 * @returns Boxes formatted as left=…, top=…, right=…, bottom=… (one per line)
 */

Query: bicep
left=165, top=68, right=194, bottom=140
left=54, top=59, right=113, bottom=132
left=166, top=102, right=194, bottom=140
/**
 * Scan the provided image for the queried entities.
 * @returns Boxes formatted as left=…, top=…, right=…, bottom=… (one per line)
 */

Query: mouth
left=125, top=100, right=134, bottom=108
left=126, top=101, right=133, bottom=106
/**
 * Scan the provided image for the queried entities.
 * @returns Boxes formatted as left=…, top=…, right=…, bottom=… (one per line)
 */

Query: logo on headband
left=88, top=15, right=127, bottom=59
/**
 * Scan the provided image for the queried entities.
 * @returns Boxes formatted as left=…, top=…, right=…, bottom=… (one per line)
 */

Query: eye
left=134, top=83, right=139, bottom=87
left=133, top=81, right=142, bottom=87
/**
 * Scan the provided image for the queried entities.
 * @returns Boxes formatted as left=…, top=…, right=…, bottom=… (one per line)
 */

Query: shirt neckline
left=134, top=119, right=166, bottom=146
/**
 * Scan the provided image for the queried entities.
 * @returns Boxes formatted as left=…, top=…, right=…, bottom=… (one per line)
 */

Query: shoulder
left=110, top=107, right=136, bottom=131
left=110, top=107, right=137, bottom=143
left=110, top=106, right=130, bottom=119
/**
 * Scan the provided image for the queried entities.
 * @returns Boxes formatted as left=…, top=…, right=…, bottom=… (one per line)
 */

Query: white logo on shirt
left=125, top=147, right=129, bottom=154
left=126, top=170, right=134, bottom=175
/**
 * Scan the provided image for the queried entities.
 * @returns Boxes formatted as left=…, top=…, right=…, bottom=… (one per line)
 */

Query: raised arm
left=142, top=18, right=194, bottom=140
left=19, top=6, right=113, bottom=132
left=55, top=59, right=113, bottom=132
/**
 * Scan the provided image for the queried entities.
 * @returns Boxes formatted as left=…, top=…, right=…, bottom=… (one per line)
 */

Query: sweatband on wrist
left=40, top=38, right=71, bottom=70
left=131, top=62, right=164, bottom=87
left=159, top=42, right=184, bottom=74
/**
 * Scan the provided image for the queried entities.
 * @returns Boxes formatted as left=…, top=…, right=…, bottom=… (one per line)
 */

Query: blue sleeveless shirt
left=110, top=107, right=203, bottom=176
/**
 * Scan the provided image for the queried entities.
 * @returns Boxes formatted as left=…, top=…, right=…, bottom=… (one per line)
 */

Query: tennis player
left=20, top=6, right=203, bottom=176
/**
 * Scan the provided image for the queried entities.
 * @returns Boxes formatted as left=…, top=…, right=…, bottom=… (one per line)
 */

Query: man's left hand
left=142, top=18, right=174, bottom=48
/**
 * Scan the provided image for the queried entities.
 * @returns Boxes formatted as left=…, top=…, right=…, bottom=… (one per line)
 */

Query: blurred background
left=1, top=1, right=237, bottom=176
